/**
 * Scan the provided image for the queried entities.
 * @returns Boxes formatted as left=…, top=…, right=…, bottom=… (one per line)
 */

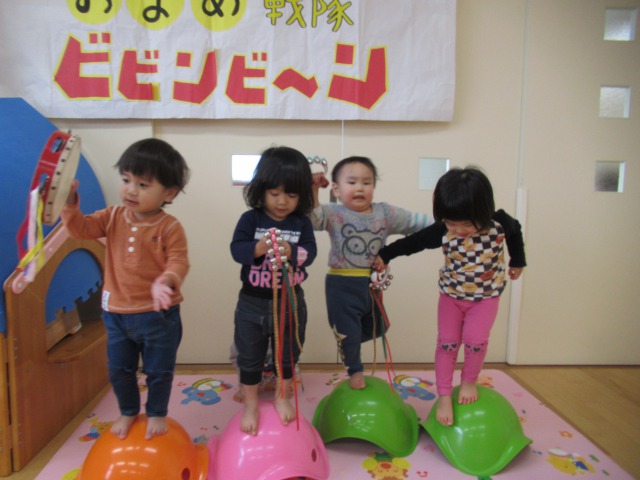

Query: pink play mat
left=36, top=369, right=633, bottom=479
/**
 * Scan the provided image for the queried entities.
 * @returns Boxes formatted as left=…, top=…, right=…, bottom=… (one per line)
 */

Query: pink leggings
left=435, top=292, right=500, bottom=396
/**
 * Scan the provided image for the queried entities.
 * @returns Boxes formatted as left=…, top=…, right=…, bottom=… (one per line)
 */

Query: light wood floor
left=4, top=364, right=639, bottom=479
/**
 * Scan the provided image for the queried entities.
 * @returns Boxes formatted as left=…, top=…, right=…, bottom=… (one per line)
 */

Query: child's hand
left=254, top=235, right=271, bottom=258
left=312, top=172, right=329, bottom=189
left=373, top=256, right=387, bottom=271
left=281, top=241, right=292, bottom=260
left=508, top=267, right=523, bottom=280
left=267, top=239, right=292, bottom=263
left=66, top=179, right=79, bottom=205
left=151, top=277, right=173, bottom=311
left=258, top=232, right=292, bottom=262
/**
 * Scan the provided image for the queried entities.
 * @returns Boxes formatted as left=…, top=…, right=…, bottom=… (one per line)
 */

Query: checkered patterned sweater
left=378, top=210, right=526, bottom=301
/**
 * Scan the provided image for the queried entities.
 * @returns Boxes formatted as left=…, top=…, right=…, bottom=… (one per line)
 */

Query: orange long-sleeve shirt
left=61, top=201, right=189, bottom=314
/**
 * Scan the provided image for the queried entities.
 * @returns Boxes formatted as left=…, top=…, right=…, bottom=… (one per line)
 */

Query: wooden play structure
left=1, top=225, right=108, bottom=475
left=0, top=98, right=110, bottom=476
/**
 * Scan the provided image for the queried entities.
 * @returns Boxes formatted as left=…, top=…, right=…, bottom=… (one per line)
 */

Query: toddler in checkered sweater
left=375, top=166, right=526, bottom=426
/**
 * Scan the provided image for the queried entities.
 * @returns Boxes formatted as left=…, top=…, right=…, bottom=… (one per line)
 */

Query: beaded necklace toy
left=369, top=266, right=397, bottom=387
left=264, top=227, right=303, bottom=426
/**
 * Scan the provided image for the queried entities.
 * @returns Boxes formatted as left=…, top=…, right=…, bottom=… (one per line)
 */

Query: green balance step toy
left=313, top=375, right=419, bottom=457
left=422, top=385, right=532, bottom=476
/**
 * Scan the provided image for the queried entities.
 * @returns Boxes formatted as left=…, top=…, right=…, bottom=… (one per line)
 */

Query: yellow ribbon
left=17, top=193, right=45, bottom=271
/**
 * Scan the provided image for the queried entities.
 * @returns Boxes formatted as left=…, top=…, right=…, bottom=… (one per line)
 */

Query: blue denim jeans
left=234, top=289, right=307, bottom=386
left=103, top=305, right=182, bottom=418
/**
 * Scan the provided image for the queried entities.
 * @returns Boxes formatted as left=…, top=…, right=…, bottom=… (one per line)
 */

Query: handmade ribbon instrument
left=16, top=130, right=81, bottom=276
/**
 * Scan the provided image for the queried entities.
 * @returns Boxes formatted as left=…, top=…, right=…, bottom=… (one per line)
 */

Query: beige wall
left=50, top=0, right=639, bottom=365
left=516, top=0, right=640, bottom=363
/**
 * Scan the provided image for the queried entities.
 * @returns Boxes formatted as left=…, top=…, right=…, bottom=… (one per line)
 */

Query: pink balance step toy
left=207, top=401, right=330, bottom=480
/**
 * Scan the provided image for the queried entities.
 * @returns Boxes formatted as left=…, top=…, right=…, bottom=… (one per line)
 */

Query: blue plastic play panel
left=0, top=98, right=106, bottom=334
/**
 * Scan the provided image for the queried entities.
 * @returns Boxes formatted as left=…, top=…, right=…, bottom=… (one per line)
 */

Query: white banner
left=0, top=1, right=456, bottom=121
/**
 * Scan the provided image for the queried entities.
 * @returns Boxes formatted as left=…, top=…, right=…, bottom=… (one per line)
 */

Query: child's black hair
left=331, top=156, right=379, bottom=185
left=433, top=166, right=495, bottom=230
left=115, top=138, right=190, bottom=195
left=243, top=146, right=314, bottom=215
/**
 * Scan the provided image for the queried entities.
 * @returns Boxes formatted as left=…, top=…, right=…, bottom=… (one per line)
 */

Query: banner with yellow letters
left=0, top=1, right=456, bottom=121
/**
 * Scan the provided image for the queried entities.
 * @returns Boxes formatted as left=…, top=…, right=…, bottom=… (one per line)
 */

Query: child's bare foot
left=458, top=381, right=478, bottom=405
left=111, top=415, right=137, bottom=439
left=349, top=371, right=366, bottom=389
left=240, top=384, right=259, bottom=435
left=240, top=401, right=259, bottom=435
left=233, top=386, right=245, bottom=403
left=145, top=416, right=168, bottom=440
left=261, top=372, right=277, bottom=392
left=274, top=396, right=296, bottom=425
left=275, top=379, right=296, bottom=425
left=436, top=395, right=454, bottom=426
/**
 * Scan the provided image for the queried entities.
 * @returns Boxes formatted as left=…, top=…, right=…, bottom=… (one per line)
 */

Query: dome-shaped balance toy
left=207, top=401, right=330, bottom=480
left=313, top=375, right=419, bottom=457
left=78, top=415, right=208, bottom=480
left=422, top=385, right=532, bottom=476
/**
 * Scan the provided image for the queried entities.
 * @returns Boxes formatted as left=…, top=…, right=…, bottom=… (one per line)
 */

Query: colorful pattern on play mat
left=37, top=370, right=632, bottom=479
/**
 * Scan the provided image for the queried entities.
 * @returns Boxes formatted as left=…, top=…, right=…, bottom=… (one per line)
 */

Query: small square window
left=418, top=158, right=449, bottom=190
left=231, top=154, right=260, bottom=185
left=599, top=86, right=631, bottom=118
left=604, top=8, right=637, bottom=41
left=595, top=161, right=625, bottom=192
